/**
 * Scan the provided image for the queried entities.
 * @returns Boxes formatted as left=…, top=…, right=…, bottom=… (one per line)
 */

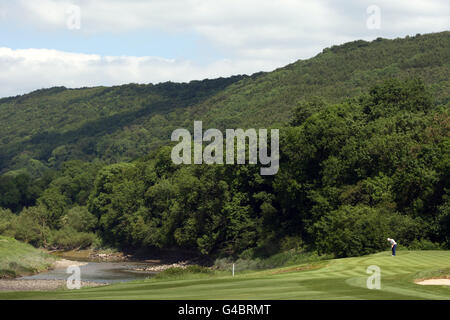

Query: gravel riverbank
left=0, top=259, right=103, bottom=291
left=0, top=279, right=106, bottom=291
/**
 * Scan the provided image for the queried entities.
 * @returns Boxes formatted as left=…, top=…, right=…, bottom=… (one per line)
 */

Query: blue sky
left=0, top=18, right=221, bottom=61
left=0, top=0, right=448, bottom=97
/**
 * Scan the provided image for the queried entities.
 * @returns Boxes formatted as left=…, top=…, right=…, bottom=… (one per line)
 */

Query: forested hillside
left=0, top=75, right=248, bottom=175
left=0, top=31, right=448, bottom=259
left=0, top=32, right=448, bottom=176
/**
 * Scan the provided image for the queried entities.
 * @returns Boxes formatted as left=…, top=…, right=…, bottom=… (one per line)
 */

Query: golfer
left=387, top=238, right=397, bottom=256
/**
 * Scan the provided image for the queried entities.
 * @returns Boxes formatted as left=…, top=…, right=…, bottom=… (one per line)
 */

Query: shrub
left=49, top=227, right=98, bottom=250
left=0, top=208, right=14, bottom=236
left=280, top=236, right=304, bottom=252
left=155, top=265, right=212, bottom=279
left=312, top=205, right=423, bottom=257
left=408, top=239, right=442, bottom=250
left=11, top=206, right=50, bottom=247
left=61, top=206, right=97, bottom=232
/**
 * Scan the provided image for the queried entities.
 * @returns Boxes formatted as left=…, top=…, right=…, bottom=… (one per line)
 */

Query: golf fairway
left=1, top=250, right=449, bottom=300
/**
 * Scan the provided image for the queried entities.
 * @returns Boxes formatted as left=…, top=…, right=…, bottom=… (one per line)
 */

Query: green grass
left=214, top=250, right=333, bottom=272
left=1, top=250, right=449, bottom=299
left=0, top=236, right=55, bottom=278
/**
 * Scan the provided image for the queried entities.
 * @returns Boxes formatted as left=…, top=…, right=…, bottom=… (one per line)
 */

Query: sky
left=0, top=0, right=448, bottom=98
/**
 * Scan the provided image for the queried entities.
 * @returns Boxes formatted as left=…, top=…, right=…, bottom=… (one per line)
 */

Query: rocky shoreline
left=132, top=260, right=191, bottom=272
left=0, top=250, right=202, bottom=292
left=88, top=252, right=132, bottom=262
left=0, top=258, right=104, bottom=291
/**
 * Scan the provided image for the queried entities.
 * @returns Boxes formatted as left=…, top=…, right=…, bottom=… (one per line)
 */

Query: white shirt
left=388, top=239, right=397, bottom=245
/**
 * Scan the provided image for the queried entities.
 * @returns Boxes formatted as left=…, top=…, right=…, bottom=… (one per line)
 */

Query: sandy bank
left=416, top=278, right=450, bottom=286
left=52, top=259, right=87, bottom=269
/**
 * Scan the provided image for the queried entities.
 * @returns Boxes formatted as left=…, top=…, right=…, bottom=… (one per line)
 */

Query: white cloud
left=11, top=0, right=447, bottom=37
left=11, top=0, right=448, bottom=54
left=0, top=47, right=281, bottom=97
left=0, top=0, right=448, bottom=97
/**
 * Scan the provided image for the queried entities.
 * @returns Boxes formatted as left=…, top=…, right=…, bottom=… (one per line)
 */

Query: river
left=20, top=261, right=156, bottom=284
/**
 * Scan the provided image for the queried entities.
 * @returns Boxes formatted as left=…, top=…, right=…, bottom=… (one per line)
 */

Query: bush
left=312, top=205, right=423, bottom=258
left=1, top=205, right=99, bottom=250
left=408, top=239, right=442, bottom=250
left=61, top=206, right=97, bottom=232
left=155, top=265, right=212, bottom=279
left=0, top=208, right=14, bottom=236
left=280, top=236, right=304, bottom=252
left=11, top=206, right=50, bottom=247
left=49, top=227, right=98, bottom=250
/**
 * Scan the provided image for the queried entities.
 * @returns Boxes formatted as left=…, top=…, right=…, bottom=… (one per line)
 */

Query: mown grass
left=0, top=236, right=55, bottom=278
left=0, top=250, right=448, bottom=299
left=214, top=250, right=333, bottom=272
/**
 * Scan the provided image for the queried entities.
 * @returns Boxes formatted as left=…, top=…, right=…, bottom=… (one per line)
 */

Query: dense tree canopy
left=0, top=32, right=448, bottom=176
left=1, top=76, right=448, bottom=257
left=0, top=32, right=448, bottom=257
